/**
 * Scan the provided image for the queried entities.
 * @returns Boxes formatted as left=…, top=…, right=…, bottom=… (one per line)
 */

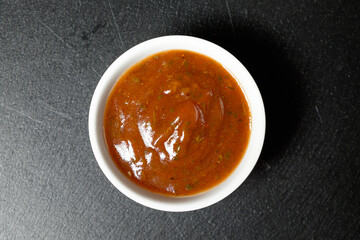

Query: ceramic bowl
left=88, top=35, right=265, bottom=212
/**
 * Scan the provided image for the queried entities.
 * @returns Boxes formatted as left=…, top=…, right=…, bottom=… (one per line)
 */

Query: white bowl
left=88, top=35, right=265, bottom=212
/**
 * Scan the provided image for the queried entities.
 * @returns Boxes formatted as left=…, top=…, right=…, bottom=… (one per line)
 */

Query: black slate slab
left=1, top=0, right=359, bottom=239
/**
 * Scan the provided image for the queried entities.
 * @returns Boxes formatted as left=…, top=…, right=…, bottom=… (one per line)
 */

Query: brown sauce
left=104, top=50, right=251, bottom=196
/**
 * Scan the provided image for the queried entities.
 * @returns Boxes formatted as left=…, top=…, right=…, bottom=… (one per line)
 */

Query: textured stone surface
left=1, top=0, right=359, bottom=239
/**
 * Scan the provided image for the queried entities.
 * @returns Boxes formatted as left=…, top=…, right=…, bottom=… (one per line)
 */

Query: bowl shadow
left=177, top=18, right=305, bottom=170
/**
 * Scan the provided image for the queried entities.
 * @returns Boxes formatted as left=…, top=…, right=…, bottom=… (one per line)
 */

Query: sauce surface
left=104, top=50, right=251, bottom=196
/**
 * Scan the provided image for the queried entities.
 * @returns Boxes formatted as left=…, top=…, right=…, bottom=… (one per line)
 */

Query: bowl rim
left=88, top=35, right=265, bottom=212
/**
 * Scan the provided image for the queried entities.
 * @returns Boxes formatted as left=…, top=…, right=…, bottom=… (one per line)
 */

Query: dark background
left=1, top=0, right=359, bottom=239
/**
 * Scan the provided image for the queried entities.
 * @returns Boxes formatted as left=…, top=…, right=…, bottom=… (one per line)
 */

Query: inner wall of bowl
left=92, top=36, right=264, bottom=211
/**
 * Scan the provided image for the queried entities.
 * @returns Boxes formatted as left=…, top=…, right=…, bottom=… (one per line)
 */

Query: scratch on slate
left=315, top=105, right=323, bottom=123
left=39, top=20, right=77, bottom=54
left=91, top=67, right=102, bottom=78
left=221, top=232, right=229, bottom=240
left=39, top=101, right=73, bottom=120
left=98, top=55, right=108, bottom=68
left=107, top=0, right=125, bottom=50
left=0, top=103, right=43, bottom=124
left=47, top=107, right=73, bottom=120
left=167, top=213, right=185, bottom=240
left=225, top=0, right=235, bottom=35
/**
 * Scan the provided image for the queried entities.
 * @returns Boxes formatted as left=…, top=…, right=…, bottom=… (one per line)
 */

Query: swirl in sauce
left=104, top=50, right=251, bottom=196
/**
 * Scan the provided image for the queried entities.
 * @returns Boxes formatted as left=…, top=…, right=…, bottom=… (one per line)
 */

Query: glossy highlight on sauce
left=103, top=50, right=251, bottom=196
